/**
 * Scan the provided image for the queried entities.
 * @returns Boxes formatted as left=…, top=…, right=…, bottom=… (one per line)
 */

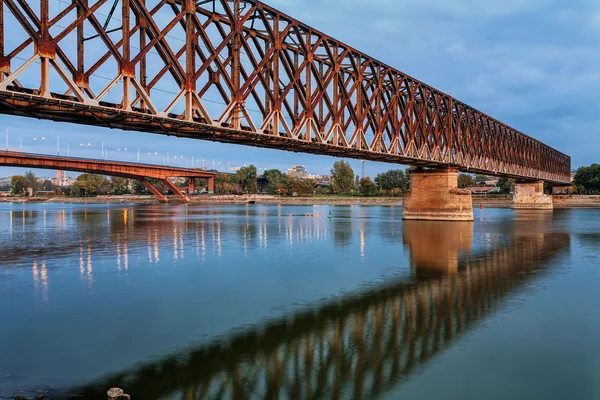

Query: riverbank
left=0, top=194, right=404, bottom=206
left=1, top=194, right=600, bottom=208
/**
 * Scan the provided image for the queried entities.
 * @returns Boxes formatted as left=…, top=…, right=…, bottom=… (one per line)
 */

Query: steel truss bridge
left=0, top=0, right=570, bottom=183
left=70, top=229, right=569, bottom=399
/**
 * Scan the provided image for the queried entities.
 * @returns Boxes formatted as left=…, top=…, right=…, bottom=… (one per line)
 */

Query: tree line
left=252, top=161, right=411, bottom=197
left=572, top=164, right=600, bottom=194
left=15, top=162, right=596, bottom=198
left=7, top=172, right=143, bottom=196
left=6, top=163, right=412, bottom=198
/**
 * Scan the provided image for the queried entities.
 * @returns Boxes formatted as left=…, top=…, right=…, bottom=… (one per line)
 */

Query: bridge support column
left=207, top=176, right=215, bottom=194
left=402, top=168, right=473, bottom=221
left=188, top=178, right=195, bottom=195
left=512, top=180, right=553, bottom=210
left=162, top=178, right=189, bottom=203
left=142, top=179, right=168, bottom=203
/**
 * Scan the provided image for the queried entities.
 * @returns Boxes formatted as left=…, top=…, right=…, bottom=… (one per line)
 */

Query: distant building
left=288, top=165, right=308, bottom=179
left=54, top=170, right=67, bottom=187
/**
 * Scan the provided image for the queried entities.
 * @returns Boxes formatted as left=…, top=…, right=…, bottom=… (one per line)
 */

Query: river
left=0, top=204, right=598, bottom=399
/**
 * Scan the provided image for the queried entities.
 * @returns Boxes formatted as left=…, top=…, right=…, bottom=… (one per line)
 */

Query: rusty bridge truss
left=0, top=0, right=571, bottom=183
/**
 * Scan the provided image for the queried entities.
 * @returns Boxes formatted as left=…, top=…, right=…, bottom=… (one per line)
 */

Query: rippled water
left=0, top=204, right=598, bottom=399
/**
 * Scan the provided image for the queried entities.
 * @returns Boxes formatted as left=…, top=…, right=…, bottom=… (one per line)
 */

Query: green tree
left=109, top=177, right=131, bottom=195
left=457, top=174, right=475, bottom=188
left=23, top=171, right=40, bottom=193
left=40, top=179, right=54, bottom=193
left=216, top=173, right=242, bottom=194
left=374, top=169, right=410, bottom=194
left=71, top=174, right=110, bottom=196
left=496, top=177, right=515, bottom=194
left=358, top=177, right=378, bottom=196
left=573, top=164, right=600, bottom=194
left=236, top=165, right=257, bottom=193
left=10, top=175, right=26, bottom=195
left=263, top=169, right=289, bottom=194
left=330, top=161, right=355, bottom=195
left=131, top=180, right=147, bottom=194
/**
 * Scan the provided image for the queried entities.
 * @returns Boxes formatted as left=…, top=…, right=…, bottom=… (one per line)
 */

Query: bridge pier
left=162, top=178, right=189, bottom=203
left=142, top=179, right=169, bottom=203
left=208, top=176, right=215, bottom=194
left=512, top=180, right=553, bottom=210
left=188, top=178, right=195, bottom=194
left=402, top=168, right=474, bottom=221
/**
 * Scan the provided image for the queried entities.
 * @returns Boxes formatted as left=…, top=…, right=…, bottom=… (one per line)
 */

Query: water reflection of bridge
left=69, top=221, right=569, bottom=399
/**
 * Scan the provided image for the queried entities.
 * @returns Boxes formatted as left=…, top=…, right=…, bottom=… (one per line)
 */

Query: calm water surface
left=0, top=204, right=599, bottom=399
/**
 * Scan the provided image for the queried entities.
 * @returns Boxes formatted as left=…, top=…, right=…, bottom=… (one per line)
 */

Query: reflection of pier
left=403, top=221, right=474, bottom=274
left=71, top=229, right=569, bottom=399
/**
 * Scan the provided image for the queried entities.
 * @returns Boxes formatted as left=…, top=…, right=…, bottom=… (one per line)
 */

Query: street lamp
left=18, top=135, right=60, bottom=155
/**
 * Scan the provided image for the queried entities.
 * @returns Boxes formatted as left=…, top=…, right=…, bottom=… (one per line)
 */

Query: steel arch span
left=0, top=0, right=571, bottom=183
left=0, top=151, right=216, bottom=202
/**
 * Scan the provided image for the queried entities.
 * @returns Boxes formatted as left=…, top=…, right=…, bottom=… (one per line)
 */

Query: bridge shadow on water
left=60, top=210, right=570, bottom=400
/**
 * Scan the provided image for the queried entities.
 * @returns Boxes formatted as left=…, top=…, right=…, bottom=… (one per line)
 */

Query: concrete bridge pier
left=512, top=180, right=553, bottom=210
left=402, top=168, right=474, bottom=221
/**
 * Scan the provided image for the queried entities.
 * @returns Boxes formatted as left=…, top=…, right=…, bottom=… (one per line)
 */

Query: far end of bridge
left=402, top=167, right=559, bottom=221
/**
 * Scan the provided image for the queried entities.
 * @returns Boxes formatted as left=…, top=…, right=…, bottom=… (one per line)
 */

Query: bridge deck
left=0, top=151, right=215, bottom=180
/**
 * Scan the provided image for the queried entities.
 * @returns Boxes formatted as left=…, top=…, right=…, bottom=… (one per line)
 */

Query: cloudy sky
left=1, top=0, right=598, bottom=178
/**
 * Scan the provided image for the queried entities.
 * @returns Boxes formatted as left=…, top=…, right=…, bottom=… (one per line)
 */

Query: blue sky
left=1, top=0, right=597, bottom=178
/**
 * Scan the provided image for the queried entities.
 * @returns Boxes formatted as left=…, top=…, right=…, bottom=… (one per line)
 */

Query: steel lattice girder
left=0, top=0, right=571, bottom=183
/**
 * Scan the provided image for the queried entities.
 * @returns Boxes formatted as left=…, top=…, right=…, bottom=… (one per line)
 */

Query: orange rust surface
left=36, top=40, right=56, bottom=58
left=0, top=151, right=216, bottom=181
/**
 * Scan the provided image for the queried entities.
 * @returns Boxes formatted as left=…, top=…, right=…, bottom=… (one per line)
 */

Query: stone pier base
left=402, top=168, right=474, bottom=221
left=512, top=181, right=553, bottom=210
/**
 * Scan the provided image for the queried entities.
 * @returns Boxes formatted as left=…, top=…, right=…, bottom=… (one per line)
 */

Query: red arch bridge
left=0, top=151, right=215, bottom=202
left=0, top=0, right=571, bottom=219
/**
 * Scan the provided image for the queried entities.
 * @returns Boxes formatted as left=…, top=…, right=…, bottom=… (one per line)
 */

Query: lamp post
left=18, top=135, right=58, bottom=154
